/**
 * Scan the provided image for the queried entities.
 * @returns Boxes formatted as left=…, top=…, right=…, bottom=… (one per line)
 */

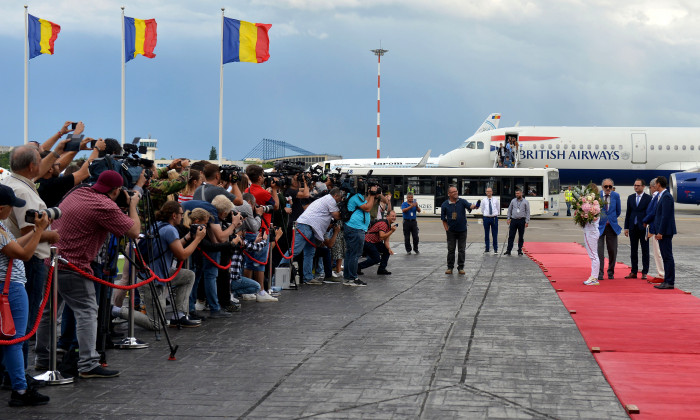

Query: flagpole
left=218, top=8, right=224, bottom=165
left=24, top=5, right=29, bottom=144
left=121, top=6, right=126, bottom=146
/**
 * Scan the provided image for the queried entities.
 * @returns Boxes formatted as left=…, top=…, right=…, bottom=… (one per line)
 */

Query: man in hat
left=34, top=170, right=142, bottom=379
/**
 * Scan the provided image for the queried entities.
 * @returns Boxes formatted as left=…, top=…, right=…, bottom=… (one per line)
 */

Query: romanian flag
left=492, top=115, right=501, bottom=120
left=27, top=14, right=60, bottom=59
left=124, top=17, right=157, bottom=62
left=222, top=18, right=271, bottom=64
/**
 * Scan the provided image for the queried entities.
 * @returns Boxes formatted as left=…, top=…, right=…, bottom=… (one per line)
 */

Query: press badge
left=452, top=211, right=457, bottom=220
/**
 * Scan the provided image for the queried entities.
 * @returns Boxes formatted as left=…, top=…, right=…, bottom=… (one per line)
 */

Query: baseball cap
left=0, top=185, right=26, bottom=207
left=92, top=170, right=124, bottom=193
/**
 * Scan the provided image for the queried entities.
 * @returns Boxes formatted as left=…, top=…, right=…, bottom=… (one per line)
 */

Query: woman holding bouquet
left=572, top=183, right=603, bottom=285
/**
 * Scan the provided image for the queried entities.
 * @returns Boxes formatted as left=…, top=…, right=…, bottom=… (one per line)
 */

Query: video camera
left=220, top=165, right=243, bottom=184
left=88, top=137, right=153, bottom=189
left=264, top=160, right=307, bottom=189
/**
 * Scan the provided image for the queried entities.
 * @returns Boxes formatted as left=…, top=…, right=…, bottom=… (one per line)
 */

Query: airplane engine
left=670, top=172, right=700, bottom=205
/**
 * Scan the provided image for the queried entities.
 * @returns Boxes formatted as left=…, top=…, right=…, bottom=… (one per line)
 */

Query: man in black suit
left=653, top=176, right=677, bottom=290
left=623, top=178, right=651, bottom=279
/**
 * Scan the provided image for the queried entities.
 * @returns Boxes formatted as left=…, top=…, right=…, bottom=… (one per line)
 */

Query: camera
left=88, top=137, right=153, bottom=189
left=220, top=165, right=242, bottom=184
left=115, top=188, right=135, bottom=209
left=256, top=204, right=274, bottom=214
left=24, top=207, right=62, bottom=223
left=189, top=223, right=205, bottom=237
left=223, top=210, right=248, bottom=225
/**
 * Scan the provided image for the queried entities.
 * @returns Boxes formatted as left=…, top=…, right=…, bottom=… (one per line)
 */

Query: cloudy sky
left=2, top=0, right=700, bottom=161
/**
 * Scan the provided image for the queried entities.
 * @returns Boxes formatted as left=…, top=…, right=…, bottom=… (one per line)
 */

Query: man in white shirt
left=482, top=187, right=500, bottom=254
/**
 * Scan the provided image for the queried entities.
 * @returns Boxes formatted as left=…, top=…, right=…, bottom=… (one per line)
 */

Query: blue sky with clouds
left=2, top=0, right=700, bottom=161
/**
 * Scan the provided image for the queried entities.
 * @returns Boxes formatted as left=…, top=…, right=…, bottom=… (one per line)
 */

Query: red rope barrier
left=0, top=265, right=54, bottom=345
left=63, top=261, right=157, bottom=290
left=199, top=248, right=232, bottom=270
left=275, top=231, right=295, bottom=260
left=242, top=248, right=269, bottom=265
left=134, top=252, right=185, bottom=283
left=296, top=226, right=318, bottom=248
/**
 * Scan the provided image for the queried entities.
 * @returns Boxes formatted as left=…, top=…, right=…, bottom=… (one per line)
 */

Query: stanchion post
left=114, top=242, right=148, bottom=349
left=34, top=246, right=73, bottom=384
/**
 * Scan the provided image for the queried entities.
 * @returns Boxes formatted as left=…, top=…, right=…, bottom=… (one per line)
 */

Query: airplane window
left=683, top=145, right=686, bottom=150
left=658, top=145, right=662, bottom=150
left=540, top=144, right=544, bottom=149
left=674, top=145, right=678, bottom=150
left=477, top=141, right=484, bottom=149
left=564, top=144, right=568, bottom=149
left=611, top=145, right=615, bottom=150
left=556, top=144, right=560, bottom=149
left=587, top=144, right=591, bottom=150
left=467, top=141, right=476, bottom=149
left=691, top=145, right=695, bottom=150
left=548, top=144, right=552, bottom=149
left=650, top=145, right=654, bottom=150
left=603, top=145, right=607, bottom=149
left=666, top=145, right=670, bottom=150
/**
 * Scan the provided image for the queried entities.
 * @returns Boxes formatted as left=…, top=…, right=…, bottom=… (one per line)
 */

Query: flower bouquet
left=571, top=183, right=602, bottom=228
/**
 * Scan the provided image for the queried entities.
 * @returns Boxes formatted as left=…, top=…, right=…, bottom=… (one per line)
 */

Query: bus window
left=407, top=176, right=435, bottom=195
left=514, top=177, right=525, bottom=195
left=548, top=171, right=560, bottom=195
left=485, top=176, right=500, bottom=195
left=525, top=177, right=543, bottom=197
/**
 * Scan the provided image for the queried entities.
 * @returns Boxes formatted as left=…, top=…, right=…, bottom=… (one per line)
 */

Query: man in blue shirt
left=401, top=193, right=421, bottom=254
left=440, top=186, right=477, bottom=275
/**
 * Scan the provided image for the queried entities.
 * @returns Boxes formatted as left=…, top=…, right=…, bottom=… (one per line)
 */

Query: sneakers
left=414, top=250, right=420, bottom=254
left=79, top=366, right=120, bottom=379
left=458, top=269, right=466, bottom=275
left=229, top=295, right=240, bottom=304
left=189, top=311, right=206, bottom=321
left=583, top=277, right=600, bottom=286
left=304, top=278, right=324, bottom=285
left=256, top=291, right=278, bottom=302
left=194, top=300, right=206, bottom=311
left=323, top=277, right=342, bottom=284
left=224, top=303, right=241, bottom=313
left=169, top=316, right=201, bottom=328
left=493, top=250, right=498, bottom=255
left=240, top=294, right=257, bottom=301
left=407, top=250, right=412, bottom=255
left=331, top=271, right=343, bottom=278
left=377, top=269, right=392, bottom=275
left=209, top=310, right=232, bottom=318
left=484, top=249, right=490, bottom=253
left=9, top=388, right=50, bottom=406
left=343, top=279, right=367, bottom=287
left=445, top=269, right=453, bottom=274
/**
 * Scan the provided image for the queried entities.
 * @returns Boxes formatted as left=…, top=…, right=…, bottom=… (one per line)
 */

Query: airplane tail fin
left=413, top=150, right=431, bottom=168
left=474, top=113, right=501, bottom=135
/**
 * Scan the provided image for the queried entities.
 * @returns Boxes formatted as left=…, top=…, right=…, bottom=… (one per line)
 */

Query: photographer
left=145, top=158, right=192, bottom=211
left=0, top=186, right=51, bottom=407
left=280, top=187, right=343, bottom=284
left=230, top=227, right=283, bottom=301
left=358, top=210, right=398, bottom=276
left=343, top=182, right=379, bottom=286
left=125, top=201, right=204, bottom=329
left=244, top=165, right=279, bottom=297
left=369, top=189, right=391, bottom=224
left=193, top=163, right=244, bottom=206
left=2, top=145, right=62, bottom=367
left=34, top=170, right=141, bottom=378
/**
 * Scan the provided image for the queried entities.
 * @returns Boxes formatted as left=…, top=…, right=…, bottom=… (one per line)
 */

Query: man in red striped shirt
left=358, top=210, right=397, bottom=276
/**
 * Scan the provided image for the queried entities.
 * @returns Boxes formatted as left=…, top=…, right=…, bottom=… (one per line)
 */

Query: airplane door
left=631, top=133, right=647, bottom=164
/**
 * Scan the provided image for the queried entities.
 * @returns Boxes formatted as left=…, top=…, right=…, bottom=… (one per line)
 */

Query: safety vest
left=565, top=190, right=573, bottom=203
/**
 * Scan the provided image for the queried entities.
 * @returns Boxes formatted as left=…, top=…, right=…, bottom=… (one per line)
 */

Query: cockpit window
left=462, top=141, right=476, bottom=149
left=477, top=141, right=484, bottom=149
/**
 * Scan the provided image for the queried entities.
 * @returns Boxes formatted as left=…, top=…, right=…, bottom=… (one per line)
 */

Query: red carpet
left=524, top=242, right=700, bottom=419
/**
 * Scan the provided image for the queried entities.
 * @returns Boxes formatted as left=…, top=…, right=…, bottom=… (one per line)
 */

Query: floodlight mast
left=371, top=47, right=388, bottom=159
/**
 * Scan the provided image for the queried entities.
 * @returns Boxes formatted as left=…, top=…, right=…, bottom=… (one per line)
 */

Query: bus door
left=501, top=176, right=514, bottom=209
left=391, top=176, right=404, bottom=213
left=434, top=177, right=449, bottom=214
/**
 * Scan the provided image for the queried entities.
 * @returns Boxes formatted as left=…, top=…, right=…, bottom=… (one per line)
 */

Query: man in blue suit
left=624, top=179, right=651, bottom=279
left=643, top=178, right=664, bottom=281
left=598, top=178, right=622, bottom=280
left=653, top=176, right=677, bottom=290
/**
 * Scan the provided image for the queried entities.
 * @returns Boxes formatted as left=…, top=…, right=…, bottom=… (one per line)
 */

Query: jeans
left=314, top=247, right=333, bottom=278
left=35, top=270, right=100, bottom=373
left=446, top=230, right=467, bottom=269
left=280, top=223, right=316, bottom=282
left=23, top=256, right=47, bottom=367
left=198, top=252, right=221, bottom=312
left=483, top=217, right=498, bottom=251
left=359, top=242, right=390, bottom=271
left=2, top=282, right=28, bottom=391
left=566, top=202, right=572, bottom=216
left=244, top=232, right=269, bottom=272
left=231, top=275, right=261, bottom=295
left=343, top=225, right=366, bottom=280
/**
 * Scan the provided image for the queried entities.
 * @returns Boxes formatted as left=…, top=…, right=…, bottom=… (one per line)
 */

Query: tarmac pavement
left=12, top=239, right=684, bottom=419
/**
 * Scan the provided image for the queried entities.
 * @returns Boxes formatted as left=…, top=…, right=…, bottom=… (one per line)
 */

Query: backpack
left=339, top=193, right=366, bottom=224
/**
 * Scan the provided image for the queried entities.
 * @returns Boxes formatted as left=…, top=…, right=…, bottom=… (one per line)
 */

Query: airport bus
left=339, top=167, right=560, bottom=217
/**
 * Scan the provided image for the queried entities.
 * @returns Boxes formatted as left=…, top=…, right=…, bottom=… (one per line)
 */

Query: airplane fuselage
left=439, top=126, right=700, bottom=185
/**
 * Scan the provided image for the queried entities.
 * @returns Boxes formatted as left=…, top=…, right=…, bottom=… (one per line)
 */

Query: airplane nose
left=438, top=150, right=460, bottom=167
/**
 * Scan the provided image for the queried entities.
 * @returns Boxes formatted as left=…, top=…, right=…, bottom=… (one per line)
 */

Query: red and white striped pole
left=371, top=47, right=388, bottom=159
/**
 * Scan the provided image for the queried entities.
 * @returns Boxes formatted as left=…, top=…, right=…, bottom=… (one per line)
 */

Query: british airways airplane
left=323, top=113, right=502, bottom=170
left=438, top=125, right=700, bottom=205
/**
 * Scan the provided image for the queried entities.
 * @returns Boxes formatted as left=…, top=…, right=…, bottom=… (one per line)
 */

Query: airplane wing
left=413, top=150, right=432, bottom=168
left=474, top=113, right=501, bottom=135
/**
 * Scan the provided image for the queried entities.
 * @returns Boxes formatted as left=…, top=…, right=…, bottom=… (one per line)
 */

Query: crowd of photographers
left=0, top=121, right=399, bottom=407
